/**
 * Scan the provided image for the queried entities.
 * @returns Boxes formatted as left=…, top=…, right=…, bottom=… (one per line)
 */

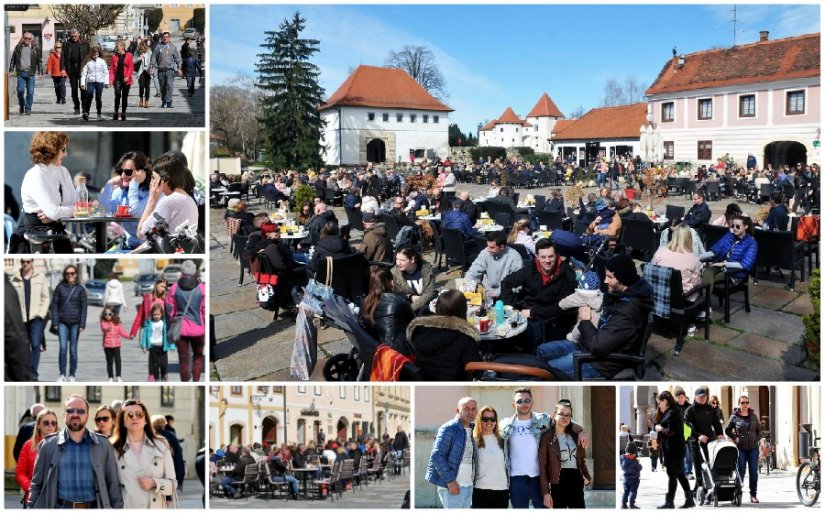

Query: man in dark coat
left=220, top=447, right=256, bottom=498
left=682, top=192, right=712, bottom=228
left=156, top=417, right=186, bottom=491
left=392, top=427, right=410, bottom=474
left=300, top=202, right=337, bottom=246
left=684, top=385, right=725, bottom=501
left=536, top=253, right=654, bottom=379
left=61, top=28, right=89, bottom=114
left=5, top=276, right=32, bottom=382
left=13, top=403, right=44, bottom=461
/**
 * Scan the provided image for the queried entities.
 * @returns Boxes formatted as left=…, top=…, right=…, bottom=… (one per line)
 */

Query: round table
left=63, top=215, right=139, bottom=253
left=281, top=231, right=309, bottom=240
left=428, top=300, right=529, bottom=341
left=419, top=214, right=441, bottom=221
left=476, top=224, right=504, bottom=232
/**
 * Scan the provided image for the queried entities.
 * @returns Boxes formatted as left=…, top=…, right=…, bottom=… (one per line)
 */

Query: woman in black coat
left=309, top=220, right=353, bottom=271
left=653, top=390, right=695, bottom=509
left=361, top=268, right=415, bottom=355
left=50, top=264, right=88, bottom=382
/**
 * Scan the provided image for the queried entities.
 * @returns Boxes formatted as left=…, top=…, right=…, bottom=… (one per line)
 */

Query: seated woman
left=224, top=198, right=255, bottom=232
left=258, top=227, right=308, bottom=320
left=406, top=289, right=482, bottom=381
left=138, top=151, right=199, bottom=240
left=101, top=151, right=153, bottom=251
left=390, top=246, right=437, bottom=314
left=700, top=215, right=757, bottom=287
left=297, top=202, right=313, bottom=226
left=711, top=203, right=742, bottom=227
left=309, top=220, right=353, bottom=271
left=15, top=131, right=75, bottom=253
left=507, top=219, right=536, bottom=257
left=658, top=219, right=705, bottom=257
left=361, top=268, right=415, bottom=355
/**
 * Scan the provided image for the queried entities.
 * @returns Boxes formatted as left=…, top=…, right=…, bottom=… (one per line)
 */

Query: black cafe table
left=63, top=215, right=139, bottom=253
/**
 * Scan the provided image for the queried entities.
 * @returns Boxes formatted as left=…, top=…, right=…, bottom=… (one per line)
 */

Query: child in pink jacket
left=101, top=307, right=133, bottom=381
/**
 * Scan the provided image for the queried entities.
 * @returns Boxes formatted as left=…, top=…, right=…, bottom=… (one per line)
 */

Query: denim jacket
left=500, top=412, right=582, bottom=475
left=426, top=417, right=476, bottom=487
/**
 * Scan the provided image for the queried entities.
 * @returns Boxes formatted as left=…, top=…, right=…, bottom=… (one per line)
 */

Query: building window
left=433, top=115, right=439, bottom=123
left=664, top=141, right=675, bottom=160
left=410, top=114, right=416, bottom=123
left=230, top=386, right=242, bottom=396
left=354, top=387, right=360, bottom=401
left=367, top=112, right=375, bottom=121
left=739, top=95, right=755, bottom=117
left=313, top=386, right=322, bottom=396
left=364, top=387, right=370, bottom=402
left=45, top=387, right=61, bottom=402
left=297, top=385, right=306, bottom=394
left=500, top=128, right=504, bottom=132
left=382, top=113, right=389, bottom=122
left=339, top=387, right=346, bottom=399
left=787, top=90, right=805, bottom=115
left=161, top=387, right=175, bottom=407
left=662, top=102, right=674, bottom=122
left=273, top=386, right=284, bottom=393
left=86, top=387, right=102, bottom=404
left=423, top=114, right=429, bottom=123
left=396, top=113, right=403, bottom=122
left=697, top=140, right=712, bottom=160
left=697, top=98, right=712, bottom=120
left=257, top=386, right=268, bottom=394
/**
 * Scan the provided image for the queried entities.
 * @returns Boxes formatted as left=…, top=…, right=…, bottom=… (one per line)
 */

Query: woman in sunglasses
left=709, top=395, right=724, bottom=424
left=700, top=215, right=757, bottom=288
left=111, top=399, right=177, bottom=508
left=724, top=396, right=762, bottom=504
left=539, top=400, right=591, bottom=508
left=472, top=406, right=509, bottom=508
left=50, top=265, right=87, bottom=382
left=93, top=405, right=116, bottom=437
left=16, top=408, right=58, bottom=506
left=100, top=151, right=152, bottom=251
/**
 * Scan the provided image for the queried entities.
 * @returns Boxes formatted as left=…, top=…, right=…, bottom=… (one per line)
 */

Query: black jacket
left=62, top=39, right=90, bottom=75
left=578, top=278, right=654, bottom=377
left=406, top=315, right=482, bottom=381
left=370, top=293, right=415, bottom=355
left=724, top=408, right=761, bottom=452
left=657, top=407, right=687, bottom=462
left=310, top=236, right=353, bottom=271
left=260, top=239, right=299, bottom=272
left=461, top=199, right=479, bottom=222
left=231, top=455, right=257, bottom=481
left=684, top=401, right=724, bottom=442
left=500, top=257, right=577, bottom=324
left=682, top=202, right=711, bottom=228
left=302, top=210, right=337, bottom=245
left=543, top=198, right=565, bottom=215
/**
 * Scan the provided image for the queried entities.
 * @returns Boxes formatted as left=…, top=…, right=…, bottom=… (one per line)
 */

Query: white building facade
left=479, top=93, right=564, bottom=153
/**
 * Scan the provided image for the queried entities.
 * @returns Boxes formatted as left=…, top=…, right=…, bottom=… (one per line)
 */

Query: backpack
left=395, top=225, right=421, bottom=252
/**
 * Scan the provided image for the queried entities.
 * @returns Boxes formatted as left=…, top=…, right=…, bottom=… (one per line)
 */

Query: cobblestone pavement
left=5, top=478, right=205, bottom=509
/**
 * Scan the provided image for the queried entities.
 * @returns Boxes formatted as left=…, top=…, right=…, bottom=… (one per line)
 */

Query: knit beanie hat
left=606, top=254, right=639, bottom=286
left=578, top=271, right=601, bottom=290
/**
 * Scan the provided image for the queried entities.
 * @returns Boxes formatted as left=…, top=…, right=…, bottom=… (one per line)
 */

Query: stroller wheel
left=713, top=494, right=718, bottom=507
left=734, top=490, right=742, bottom=507
left=322, top=354, right=358, bottom=381
left=695, top=486, right=706, bottom=506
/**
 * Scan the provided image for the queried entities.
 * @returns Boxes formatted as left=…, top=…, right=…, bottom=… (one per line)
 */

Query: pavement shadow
left=214, top=325, right=277, bottom=360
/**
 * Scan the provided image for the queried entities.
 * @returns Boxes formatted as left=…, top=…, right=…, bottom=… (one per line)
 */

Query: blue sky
left=210, top=3, right=820, bottom=133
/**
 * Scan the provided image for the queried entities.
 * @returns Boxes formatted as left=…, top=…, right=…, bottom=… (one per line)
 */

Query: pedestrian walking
left=62, top=28, right=89, bottom=114
left=9, top=32, right=42, bottom=115
left=150, top=31, right=182, bottom=108
left=10, top=259, right=50, bottom=381
left=182, top=47, right=201, bottom=98
left=46, top=41, right=67, bottom=104
left=79, top=47, right=109, bottom=121
left=100, top=307, right=133, bottom=382
left=141, top=304, right=175, bottom=382
left=103, top=274, right=126, bottom=315
left=653, top=390, right=695, bottom=509
left=135, top=39, right=152, bottom=108
left=620, top=442, right=642, bottom=509
left=109, top=40, right=134, bottom=120
left=50, top=265, right=87, bottom=382
left=166, top=260, right=205, bottom=381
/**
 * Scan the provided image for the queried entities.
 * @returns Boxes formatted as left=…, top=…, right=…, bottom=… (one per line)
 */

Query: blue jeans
left=186, top=73, right=196, bottom=95
left=158, top=69, right=175, bottom=105
left=58, top=323, right=80, bottom=377
left=17, top=72, right=36, bottom=112
left=437, top=485, right=473, bottom=508
left=737, top=447, right=758, bottom=497
left=536, top=340, right=600, bottom=379
left=684, top=447, right=693, bottom=476
left=220, top=476, right=236, bottom=496
left=82, top=82, right=104, bottom=115
left=622, top=477, right=640, bottom=505
left=27, top=317, right=44, bottom=380
left=509, top=475, right=542, bottom=508
left=271, top=474, right=299, bottom=496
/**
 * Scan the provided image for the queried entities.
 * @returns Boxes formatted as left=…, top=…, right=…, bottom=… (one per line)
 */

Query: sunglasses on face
left=481, top=416, right=497, bottom=423
left=40, top=420, right=58, bottom=427
left=21, top=260, right=32, bottom=264
left=731, top=224, right=744, bottom=229
left=126, top=411, right=146, bottom=420
left=65, top=272, right=76, bottom=276
left=95, top=416, right=112, bottom=423
left=515, top=399, right=532, bottom=405
left=557, top=413, right=573, bottom=419
left=104, top=312, right=113, bottom=317
left=66, top=408, right=86, bottom=415
left=117, top=168, right=134, bottom=176
left=740, top=401, right=750, bottom=405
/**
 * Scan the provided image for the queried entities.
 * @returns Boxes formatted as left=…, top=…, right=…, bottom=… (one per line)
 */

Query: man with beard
left=28, top=395, right=123, bottom=508
left=61, top=29, right=89, bottom=115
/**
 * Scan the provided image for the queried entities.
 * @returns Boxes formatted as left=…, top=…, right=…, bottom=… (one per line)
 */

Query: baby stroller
left=694, top=439, right=743, bottom=507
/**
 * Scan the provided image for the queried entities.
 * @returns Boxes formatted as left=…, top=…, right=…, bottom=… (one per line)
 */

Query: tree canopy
left=50, top=5, right=125, bottom=42
left=385, top=45, right=448, bottom=101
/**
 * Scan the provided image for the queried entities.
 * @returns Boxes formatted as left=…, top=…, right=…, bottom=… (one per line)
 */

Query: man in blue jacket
left=681, top=192, right=712, bottom=228
left=426, top=397, right=478, bottom=508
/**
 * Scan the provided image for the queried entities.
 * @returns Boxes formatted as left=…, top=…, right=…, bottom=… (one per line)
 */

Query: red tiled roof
left=481, top=120, right=497, bottom=131
left=526, top=92, right=564, bottom=118
left=551, top=103, right=648, bottom=141
left=551, top=119, right=576, bottom=136
left=647, top=33, right=820, bottom=96
left=497, top=107, right=522, bottom=124
left=320, top=65, right=452, bottom=111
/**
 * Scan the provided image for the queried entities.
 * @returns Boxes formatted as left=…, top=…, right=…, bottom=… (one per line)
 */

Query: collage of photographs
left=1, top=1, right=822, bottom=511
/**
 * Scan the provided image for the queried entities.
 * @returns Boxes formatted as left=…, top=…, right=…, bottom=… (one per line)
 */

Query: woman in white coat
left=111, top=399, right=177, bottom=509
left=103, top=274, right=127, bottom=316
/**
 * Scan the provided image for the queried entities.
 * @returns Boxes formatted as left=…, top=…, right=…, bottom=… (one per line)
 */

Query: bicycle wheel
left=796, top=462, right=820, bottom=506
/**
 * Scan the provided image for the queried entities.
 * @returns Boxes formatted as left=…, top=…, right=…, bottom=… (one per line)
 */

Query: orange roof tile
left=320, top=65, right=452, bottom=111
left=647, top=33, right=820, bottom=96
left=551, top=103, right=648, bottom=141
left=497, top=107, right=522, bottom=124
left=527, top=92, right=564, bottom=118
left=551, top=119, right=577, bottom=136
left=481, top=120, right=497, bottom=131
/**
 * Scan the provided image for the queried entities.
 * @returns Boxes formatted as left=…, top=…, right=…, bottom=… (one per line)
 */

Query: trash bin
left=799, top=423, right=812, bottom=460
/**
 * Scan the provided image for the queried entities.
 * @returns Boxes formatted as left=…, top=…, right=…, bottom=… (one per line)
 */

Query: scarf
left=535, top=255, right=564, bottom=286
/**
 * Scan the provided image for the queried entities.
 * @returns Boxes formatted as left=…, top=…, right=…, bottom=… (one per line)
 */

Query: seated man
left=300, top=202, right=337, bottom=246
left=221, top=446, right=257, bottom=498
left=457, top=191, right=479, bottom=223
left=361, top=212, right=390, bottom=263
left=537, top=254, right=653, bottom=379
left=441, top=198, right=478, bottom=241
left=500, top=238, right=577, bottom=346
left=465, top=231, right=523, bottom=298
left=682, top=192, right=712, bottom=228
left=755, top=191, right=789, bottom=231
left=269, top=454, right=300, bottom=500
left=389, top=196, right=416, bottom=227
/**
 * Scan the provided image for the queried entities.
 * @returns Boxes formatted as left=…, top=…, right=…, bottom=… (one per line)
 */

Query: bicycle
left=797, top=434, right=820, bottom=507
left=758, top=435, right=774, bottom=475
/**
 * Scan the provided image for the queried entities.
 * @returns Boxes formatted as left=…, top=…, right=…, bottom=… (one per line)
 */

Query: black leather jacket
left=372, top=293, right=415, bottom=355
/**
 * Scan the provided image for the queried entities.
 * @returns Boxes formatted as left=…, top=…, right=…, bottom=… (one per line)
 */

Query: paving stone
left=725, top=305, right=804, bottom=341
left=749, top=287, right=800, bottom=309
left=725, top=332, right=807, bottom=365
left=781, top=293, right=815, bottom=316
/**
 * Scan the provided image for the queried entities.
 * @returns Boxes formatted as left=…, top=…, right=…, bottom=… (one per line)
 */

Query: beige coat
left=116, top=436, right=177, bottom=509
left=10, top=271, right=50, bottom=321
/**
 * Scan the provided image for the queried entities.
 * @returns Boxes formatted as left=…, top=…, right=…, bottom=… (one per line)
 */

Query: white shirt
left=558, top=433, right=579, bottom=469
left=508, top=418, right=540, bottom=477
left=475, top=434, right=508, bottom=490
left=21, top=163, right=77, bottom=220
left=150, top=320, right=164, bottom=346
left=141, top=191, right=199, bottom=235
left=455, top=427, right=474, bottom=487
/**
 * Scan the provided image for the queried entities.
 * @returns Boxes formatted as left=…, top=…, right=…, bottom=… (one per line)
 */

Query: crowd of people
left=426, top=389, right=591, bottom=509
left=8, top=131, right=201, bottom=254
left=9, top=28, right=204, bottom=120
left=4, top=259, right=205, bottom=382
left=12, top=396, right=193, bottom=508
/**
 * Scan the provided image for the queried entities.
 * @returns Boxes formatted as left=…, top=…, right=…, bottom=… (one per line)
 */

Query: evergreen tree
left=256, top=12, right=325, bottom=170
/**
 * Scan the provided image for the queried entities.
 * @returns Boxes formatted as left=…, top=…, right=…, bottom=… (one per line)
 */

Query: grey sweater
left=466, top=246, right=524, bottom=297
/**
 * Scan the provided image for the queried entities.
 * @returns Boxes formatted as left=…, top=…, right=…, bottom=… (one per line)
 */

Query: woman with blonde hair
left=108, top=39, right=134, bottom=120
left=507, top=219, right=536, bottom=257
left=472, top=405, right=509, bottom=508
left=16, top=408, right=59, bottom=505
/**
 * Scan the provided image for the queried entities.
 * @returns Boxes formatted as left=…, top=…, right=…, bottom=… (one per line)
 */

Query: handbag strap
left=324, top=256, right=333, bottom=287
left=62, top=285, right=77, bottom=309
left=175, top=285, right=197, bottom=319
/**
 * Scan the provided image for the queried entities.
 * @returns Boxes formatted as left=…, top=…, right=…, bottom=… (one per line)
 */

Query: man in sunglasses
left=683, top=386, right=725, bottom=504
left=28, top=394, right=123, bottom=509
left=500, top=388, right=588, bottom=508
left=9, top=259, right=50, bottom=381
left=426, top=396, right=478, bottom=508
left=9, top=31, right=42, bottom=115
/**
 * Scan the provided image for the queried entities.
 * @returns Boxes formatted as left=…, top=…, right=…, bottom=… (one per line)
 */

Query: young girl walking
left=80, top=46, right=109, bottom=121
left=140, top=304, right=175, bottom=381
left=100, top=307, right=133, bottom=381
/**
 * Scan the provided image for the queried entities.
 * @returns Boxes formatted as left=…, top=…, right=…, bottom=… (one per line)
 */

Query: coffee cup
left=116, top=205, right=130, bottom=216
left=478, top=317, right=492, bottom=333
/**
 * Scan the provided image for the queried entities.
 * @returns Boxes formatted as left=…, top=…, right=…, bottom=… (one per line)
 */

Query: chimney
left=759, top=31, right=769, bottom=42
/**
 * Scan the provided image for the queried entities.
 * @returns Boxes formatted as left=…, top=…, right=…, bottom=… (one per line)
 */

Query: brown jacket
left=361, top=223, right=390, bottom=263
left=538, top=429, right=591, bottom=496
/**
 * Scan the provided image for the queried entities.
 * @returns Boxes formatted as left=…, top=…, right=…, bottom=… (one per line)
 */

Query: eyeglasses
left=557, top=413, right=573, bottom=419
left=65, top=408, right=86, bottom=415
left=65, top=271, right=76, bottom=276
left=40, top=420, right=58, bottom=427
left=23, top=37, right=33, bottom=41
left=515, top=398, right=532, bottom=405
left=731, top=224, right=744, bottom=229
left=21, top=260, right=33, bottom=264
left=740, top=401, right=750, bottom=405
left=103, top=313, right=113, bottom=317
left=117, top=168, right=134, bottom=176
left=95, top=416, right=111, bottom=423
left=126, top=411, right=146, bottom=419
left=481, top=416, right=497, bottom=423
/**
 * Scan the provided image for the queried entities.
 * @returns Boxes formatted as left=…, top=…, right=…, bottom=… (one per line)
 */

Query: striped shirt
left=57, top=429, right=96, bottom=503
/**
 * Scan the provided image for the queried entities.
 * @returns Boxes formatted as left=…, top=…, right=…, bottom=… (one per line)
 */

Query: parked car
left=84, top=280, right=107, bottom=306
left=134, top=273, right=159, bottom=296
left=99, top=36, right=117, bottom=53
left=162, top=265, right=182, bottom=284
left=183, top=28, right=199, bottom=39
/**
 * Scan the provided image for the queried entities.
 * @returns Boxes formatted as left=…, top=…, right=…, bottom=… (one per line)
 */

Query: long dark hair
left=362, top=268, right=394, bottom=325
left=111, top=399, right=163, bottom=457
left=114, top=151, right=152, bottom=191
left=657, top=390, right=676, bottom=411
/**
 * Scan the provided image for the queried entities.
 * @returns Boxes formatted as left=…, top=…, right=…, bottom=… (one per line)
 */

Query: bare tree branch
left=385, top=45, right=448, bottom=101
left=50, top=5, right=126, bottom=42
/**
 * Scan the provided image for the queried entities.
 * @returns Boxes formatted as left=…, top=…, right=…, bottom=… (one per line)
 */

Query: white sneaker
left=687, top=325, right=697, bottom=337
left=58, top=375, right=66, bottom=382
left=69, top=376, right=76, bottom=382
left=116, top=376, right=123, bottom=382
left=108, top=378, right=114, bottom=382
